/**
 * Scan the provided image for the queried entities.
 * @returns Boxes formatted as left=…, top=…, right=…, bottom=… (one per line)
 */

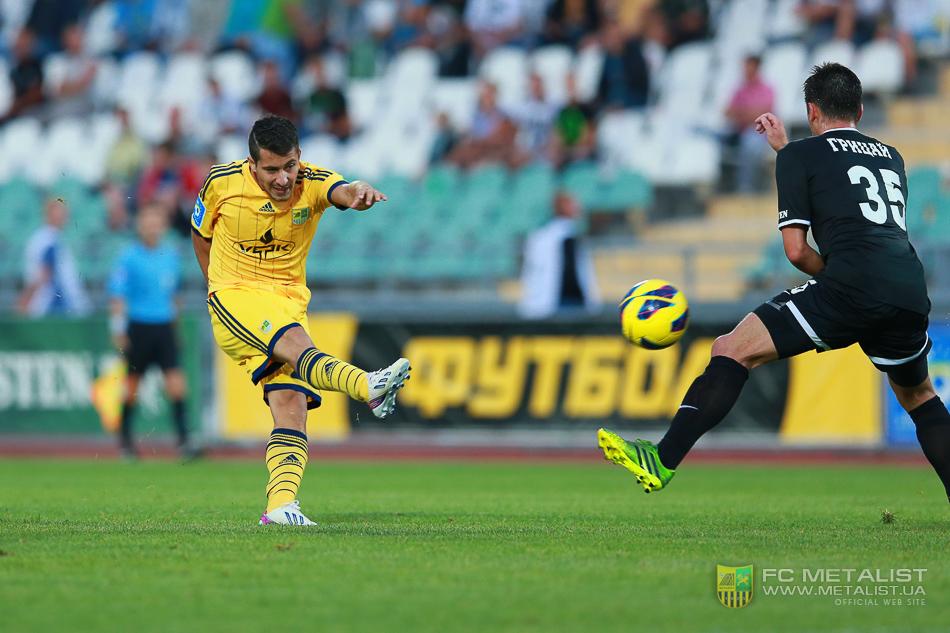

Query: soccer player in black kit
left=598, top=63, right=950, bottom=504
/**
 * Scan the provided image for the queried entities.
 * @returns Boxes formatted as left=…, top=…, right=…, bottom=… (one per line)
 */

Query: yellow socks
left=265, top=428, right=308, bottom=512
left=296, top=348, right=368, bottom=402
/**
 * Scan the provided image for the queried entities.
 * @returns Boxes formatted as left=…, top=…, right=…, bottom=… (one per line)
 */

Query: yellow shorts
left=207, top=286, right=321, bottom=409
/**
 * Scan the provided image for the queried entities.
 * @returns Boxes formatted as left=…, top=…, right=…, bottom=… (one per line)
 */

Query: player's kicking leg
left=600, top=312, right=778, bottom=492
left=272, top=326, right=411, bottom=419
left=258, top=389, right=317, bottom=526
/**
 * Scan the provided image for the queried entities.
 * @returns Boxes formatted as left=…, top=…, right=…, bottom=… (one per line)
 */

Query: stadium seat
left=1, top=116, right=44, bottom=184
left=656, top=42, right=713, bottom=120
left=530, top=45, right=573, bottom=104
left=215, top=135, right=248, bottom=164
left=767, top=0, right=807, bottom=40
left=508, top=162, right=557, bottom=232
left=41, top=117, right=87, bottom=186
left=345, top=79, right=382, bottom=131
left=479, top=47, right=529, bottom=109
left=714, top=0, right=767, bottom=59
left=560, top=161, right=600, bottom=209
left=116, top=51, right=162, bottom=111
left=430, top=79, right=479, bottom=133
left=811, top=39, right=855, bottom=70
left=0, top=60, right=12, bottom=117
left=160, top=52, right=209, bottom=112
left=603, top=169, right=653, bottom=211
left=857, top=40, right=905, bottom=95
left=596, top=110, right=646, bottom=170
left=704, top=53, right=744, bottom=131
left=763, top=42, right=808, bottom=125
left=573, top=44, right=604, bottom=103
left=209, top=50, right=260, bottom=102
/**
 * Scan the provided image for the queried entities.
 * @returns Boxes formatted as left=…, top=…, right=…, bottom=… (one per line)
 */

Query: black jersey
left=775, top=128, right=930, bottom=315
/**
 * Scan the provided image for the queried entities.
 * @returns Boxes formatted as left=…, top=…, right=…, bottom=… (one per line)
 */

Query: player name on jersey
left=825, top=137, right=893, bottom=159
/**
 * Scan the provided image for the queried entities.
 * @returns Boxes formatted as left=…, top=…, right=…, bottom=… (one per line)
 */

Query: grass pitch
left=0, top=458, right=945, bottom=633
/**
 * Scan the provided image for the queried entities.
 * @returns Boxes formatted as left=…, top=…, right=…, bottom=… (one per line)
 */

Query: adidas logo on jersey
left=259, top=202, right=275, bottom=213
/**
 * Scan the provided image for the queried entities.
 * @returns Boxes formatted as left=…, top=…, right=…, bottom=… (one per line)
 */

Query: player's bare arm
left=330, top=180, right=388, bottom=211
left=191, top=231, right=211, bottom=284
left=780, top=226, right=824, bottom=275
left=754, top=112, right=789, bottom=152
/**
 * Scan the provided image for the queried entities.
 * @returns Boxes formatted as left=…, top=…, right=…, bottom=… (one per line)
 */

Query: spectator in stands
left=550, top=74, right=597, bottom=168
left=448, top=82, right=519, bottom=168
left=596, top=22, right=650, bottom=110
left=46, top=23, right=99, bottom=118
left=465, top=0, right=527, bottom=59
left=256, top=59, right=298, bottom=122
left=17, top=197, right=90, bottom=317
left=508, top=72, right=560, bottom=165
left=724, top=54, right=775, bottom=192
left=137, top=141, right=184, bottom=209
left=199, top=78, right=253, bottom=139
left=797, top=1, right=848, bottom=45
left=298, top=56, right=351, bottom=140
left=519, top=191, right=600, bottom=319
left=543, top=0, right=603, bottom=47
left=105, top=108, right=149, bottom=192
left=430, top=4, right=472, bottom=77
left=25, top=0, right=84, bottom=54
left=430, top=111, right=460, bottom=164
left=2, top=29, right=45, bottom=122
left=655, top=0, right=709, bottom=49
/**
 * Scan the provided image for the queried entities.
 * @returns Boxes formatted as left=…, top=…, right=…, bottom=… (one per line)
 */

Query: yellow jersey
left=191, top=160, right=347, bottom=295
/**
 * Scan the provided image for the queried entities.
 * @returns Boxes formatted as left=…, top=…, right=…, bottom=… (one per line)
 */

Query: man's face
left=46, top=200, right=68, bottom=228
left=250, top=147, right=301, bottom=201
left=138, top=209, right=166, bottom=246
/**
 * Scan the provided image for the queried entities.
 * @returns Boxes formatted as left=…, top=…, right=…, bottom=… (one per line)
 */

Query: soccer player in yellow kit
left=191, top=115, right=410, bottom=526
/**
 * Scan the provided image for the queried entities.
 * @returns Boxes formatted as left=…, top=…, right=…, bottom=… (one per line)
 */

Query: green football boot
left=597, top=428, right=675, bottom=493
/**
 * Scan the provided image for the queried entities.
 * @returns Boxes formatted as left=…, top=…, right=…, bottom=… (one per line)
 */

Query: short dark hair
left=248, top=114, right=298, bottom=162
left=803, top=63, right=863, bottom=121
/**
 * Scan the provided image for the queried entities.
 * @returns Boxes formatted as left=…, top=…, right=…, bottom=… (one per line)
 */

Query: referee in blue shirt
left=109, top=205, right=195, bottom=459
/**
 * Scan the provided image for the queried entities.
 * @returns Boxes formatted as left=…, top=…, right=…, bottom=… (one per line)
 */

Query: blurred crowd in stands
left=3, top=0, right=950, bottom=315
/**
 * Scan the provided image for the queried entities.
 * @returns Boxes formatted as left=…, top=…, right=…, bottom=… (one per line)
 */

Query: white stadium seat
left=1, top=116, right=43, bottom=184
left=763, top=42, right=808, bottom=124
left=767, top=0, right=806, bottom=40
left=479, top=47, right=529, bottom=109
left=210, top=51, right=260, bottom=102
left=811, top=39, right=856, bottom=70
left=573, top=44, right=604, bottom=103
left=160, top=52, right=208, bottom=110
left=656, top=42, right=713, bottom=119
left=116, top=51, right=162, bottom=110
left=715, top=0, right=768, bottom=58
left=597, top=110, right=646, bottom=170
left=857, top=40, right=905, bottom=95
left=345, top=79, right=383, bottom=131
left=430, top=79, right=479, bottom=132
left=216, top=135, right=248, bottom=164
left=530, top=45, right=573, bottom=104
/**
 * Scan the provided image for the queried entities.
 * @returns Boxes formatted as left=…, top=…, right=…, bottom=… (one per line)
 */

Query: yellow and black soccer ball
left=619, top=279, right=689, bottom=349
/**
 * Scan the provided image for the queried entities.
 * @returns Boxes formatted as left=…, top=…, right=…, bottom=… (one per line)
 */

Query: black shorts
left=753, top=278, right=931, bottom=387
left=126, top=322, right=180, bottom=375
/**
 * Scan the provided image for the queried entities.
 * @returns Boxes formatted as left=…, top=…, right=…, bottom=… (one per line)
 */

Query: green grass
left=0, top=459, right=946, bottom=633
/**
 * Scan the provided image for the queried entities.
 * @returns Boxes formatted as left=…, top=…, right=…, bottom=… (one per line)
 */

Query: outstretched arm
left=329, top=181, right=388, bottom=211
